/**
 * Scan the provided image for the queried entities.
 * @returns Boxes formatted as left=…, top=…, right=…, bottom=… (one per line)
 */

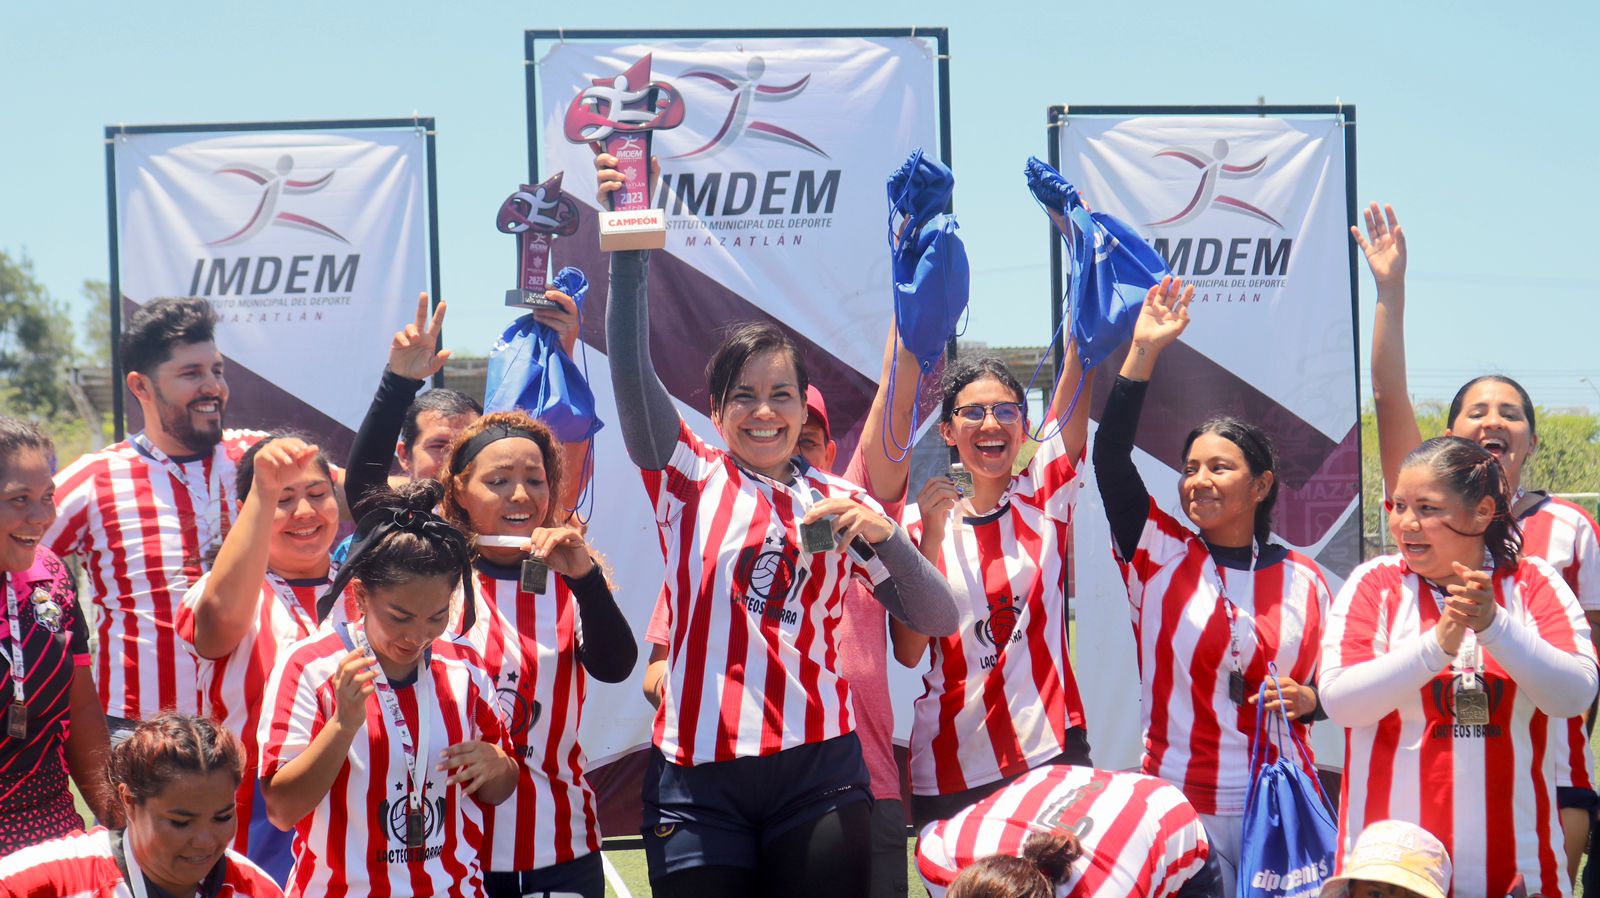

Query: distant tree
left=0, top=250, right=79, bottom=415
left=80, top=278, right=112, bottom=369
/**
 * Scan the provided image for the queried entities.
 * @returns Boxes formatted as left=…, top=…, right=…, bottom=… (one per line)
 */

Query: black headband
left=317, top=505, right=478, bottom=634
left=449, top=424, right=544, bottom=476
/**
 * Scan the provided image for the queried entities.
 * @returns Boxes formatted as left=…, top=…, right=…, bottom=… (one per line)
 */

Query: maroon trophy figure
left=496, top=171, right=581, bottom=308
left=563, top=53, right=686, bottom=251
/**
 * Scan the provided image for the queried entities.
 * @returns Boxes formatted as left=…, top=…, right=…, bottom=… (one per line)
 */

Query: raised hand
left=1351, top=202, right=1406, bottom=289
left=1132, top=276, right=1194, bottom=352
left=915, top=476, right=961, bottom=542
left=251, top=437, right=321, bottom=497
left=532, top=289, right=581, bottom=357
left=389, top=292, right=451, bottom=381
left=593, top=151, right=661, bottom=207
left=333, top=649, right=379, bottom=731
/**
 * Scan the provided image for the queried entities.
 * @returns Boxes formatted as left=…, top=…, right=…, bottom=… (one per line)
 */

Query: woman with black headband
left=438, top=411, right=635, bottom=898
left=257, top=482, right=519, bottom=898
left=597, top=156, right=960, bottom=898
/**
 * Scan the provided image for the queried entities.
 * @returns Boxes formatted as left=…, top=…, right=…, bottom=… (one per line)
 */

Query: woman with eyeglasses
left=890, top=319, right=1096, bottom=828
left=1090, top=278, right=1331, bottom=897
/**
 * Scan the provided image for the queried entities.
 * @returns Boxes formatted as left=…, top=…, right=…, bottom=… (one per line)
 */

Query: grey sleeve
left=605, top=250, right=680, bottom=471
left=865, top=524, right=961, bottom=637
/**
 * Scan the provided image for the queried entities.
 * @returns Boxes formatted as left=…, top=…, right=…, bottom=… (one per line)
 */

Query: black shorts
left=483, top=852, right=602, bottom=898
left=641, top=732, right=873, bottom=875
left=1559, top=786, right=1600, bottom=815
left=909, top=726, right=1093, bottom=828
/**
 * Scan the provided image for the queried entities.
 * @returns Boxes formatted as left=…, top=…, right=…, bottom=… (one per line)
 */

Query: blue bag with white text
left=1237, top=667, right=1339, bottom=898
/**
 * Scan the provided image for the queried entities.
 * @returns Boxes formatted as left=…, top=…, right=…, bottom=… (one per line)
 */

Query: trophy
left=563, top=54, right=686, bottom=251
left=496, top=171, right=581, bottom=309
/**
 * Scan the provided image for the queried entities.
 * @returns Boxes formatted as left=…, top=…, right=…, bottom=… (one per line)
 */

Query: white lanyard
left=263, top=564, right=337, bottom=636
left=350, top=622, right=433, bottom=827
left=5, top=579, right=25, bottom=707
left=1422, top=578, right=1483, bottom=688
left=132, top=433, right=227, bottom=563
left=1214, top=540, right=1260, bottom=674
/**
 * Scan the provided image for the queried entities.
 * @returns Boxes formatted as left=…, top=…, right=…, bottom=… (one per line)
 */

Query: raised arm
left=346, top=293, right=447, bottom=507
left=1050, top=313, right=1093, bottom=462
left=1355, top=203, right=1419, bottom=497
left=856, top=326, right=922, bottom=506
left=190, top=439, right=320, bottom=659
left=1093, top=277, right=1193, bottom=559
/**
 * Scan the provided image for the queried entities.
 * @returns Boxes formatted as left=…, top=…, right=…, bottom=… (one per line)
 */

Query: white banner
left=113, top=125, right=431, bottom=448
left=532, top=35, right=943, bottom=808
left=1060, top=115, right=1360, bottom=771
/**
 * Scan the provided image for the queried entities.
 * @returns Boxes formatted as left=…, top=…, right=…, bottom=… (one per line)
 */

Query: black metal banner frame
left=1044, top=102, right=1363, bottom=548
left=103, top=117, right=444, bottom=439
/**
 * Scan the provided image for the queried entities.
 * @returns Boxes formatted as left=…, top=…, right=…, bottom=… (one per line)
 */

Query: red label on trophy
left=496, top=171, right=580, bottom=308
left=563, top=54, right=685, bottom=251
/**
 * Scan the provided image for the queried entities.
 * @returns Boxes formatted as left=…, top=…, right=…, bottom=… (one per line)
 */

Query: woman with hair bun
left=438, top=410, right=635, bottom=898
left=1091, top=278, right=1332, bottom=894
left=916, top=764, right=1219, bottom=898
left=1321, top=436, right=1598, bottom=898
left=258, top=481, right=518, bottom=898
left=0, top=712, right=283, bottom=897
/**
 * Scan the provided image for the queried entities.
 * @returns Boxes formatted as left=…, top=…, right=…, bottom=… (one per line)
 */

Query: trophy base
left=599, top=208, right=668, bottom=251
left=505, top=289, right=560, bottom=310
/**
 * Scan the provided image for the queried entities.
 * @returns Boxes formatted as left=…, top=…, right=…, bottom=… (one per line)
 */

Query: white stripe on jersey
left=177, top=571, right=323, bottom=859
left=916, top=764, right=1211, bottom=898
left=1520, top=496, right=1600, bottom=791
left=1324, top=554, right=1596, bottom=898
left=0, top=827, right=283, bottom=897
left=461, top=569, right=599, bottom=872
left=642, top=420, right=883, bottom=765
left=1114, top=500, right=1328, bottom=815
left=45, top=430, right=263, bottom=720
left=902, top=431, right=1085, bottom=796
left=258, top=628, right=509, bottom=898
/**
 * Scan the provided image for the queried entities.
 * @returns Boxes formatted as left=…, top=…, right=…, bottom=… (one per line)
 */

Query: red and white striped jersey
left=0, top=827, right=283, bottom=898
left=1324, top=554, right=1596, bottom=898
left=176, top=570, right=326, bottom=859
left=1113, top=501, right=1327, bottom=815
left=901, top=433, right=1085, bottom=796
left=642, top=419, right=887, bottom=766
left=460, top=567, right=599, bottom=872
left=258, top=625, right=509, bottom=898
left=916, top=764, right=1211, bottom=898
left=45, top=429, right=264, bottom=720
left=1519, top=495, right=1600, bottom=792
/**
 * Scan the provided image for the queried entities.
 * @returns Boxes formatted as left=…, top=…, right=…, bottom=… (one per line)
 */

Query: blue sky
left=3, top=1, right=1597, bottom=409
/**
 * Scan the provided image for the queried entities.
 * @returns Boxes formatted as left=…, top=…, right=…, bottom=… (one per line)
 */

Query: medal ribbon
left=346, top=621, right=433, bottom=836
left=1214, top=540, right=1264, bottom=675
left=4, top=578, right=26, bottom=713
left=132, top=433, right=231, bottom=570
left=263, top=564, right=338, bottom=637
left=1421, top=578, right=1484, bottom=690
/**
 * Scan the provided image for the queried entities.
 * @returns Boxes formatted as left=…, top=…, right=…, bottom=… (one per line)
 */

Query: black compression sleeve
left=1093, top=376, right=1156, bottom=561
left=345, top=368, right=424, bottom=510
left=564, top=565, right=638, bottom=684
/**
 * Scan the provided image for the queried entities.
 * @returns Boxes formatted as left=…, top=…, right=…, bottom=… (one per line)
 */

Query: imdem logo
left=1145, top=140, right=1291, bottom=280
left=189, top=153, right=360, bottom=299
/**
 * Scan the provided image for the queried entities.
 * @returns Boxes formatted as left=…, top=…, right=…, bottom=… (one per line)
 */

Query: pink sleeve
left=645, top=591, right=670, bottom=646
left=841, top=448, right=906, bottom=520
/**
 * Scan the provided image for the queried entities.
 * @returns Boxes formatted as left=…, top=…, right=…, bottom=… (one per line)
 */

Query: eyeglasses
left=951, top=402, right=1024, bottom=425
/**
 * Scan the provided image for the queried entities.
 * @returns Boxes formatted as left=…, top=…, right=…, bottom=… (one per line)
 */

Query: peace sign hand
left=1350, top=202, right=1407, bottom=289
left=389, top=292, right=451, bottom=382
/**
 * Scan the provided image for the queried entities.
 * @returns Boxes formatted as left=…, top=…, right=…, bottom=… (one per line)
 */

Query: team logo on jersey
left=973, top=597, right=1024, bottom=649
left=731, top=534, right=807, bottom=626
left=1035, top=777, right=1105, bottom=840
left=1428, top=672, right=1506, bottom=739
left=495, top=681, right=543, bottom=746
left=1146, top=140, right=1281, bottom=229
left=379, top=791, right=447, bottom=849
left=207, top=154, right=349, bottom=246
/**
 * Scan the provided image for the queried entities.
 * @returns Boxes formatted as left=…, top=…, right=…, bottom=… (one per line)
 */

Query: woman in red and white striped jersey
left=1358, top=202, right=1600, bottom=878
left=257, top=482, right=519, bottom=898
left=1320, top=435, right=1598, bottom=898
left=915, top=764, right=1219, bottom=898
left=438, top=411, right=636, bottom=898
left=1090, top=277, right=1331, bottom=895
left=0, top=417, right=119, bottom=855
left=0, top=713, right=282, bottom=898
left=890, top=334, right=1095, bottom=827
left=176, top=433, right=339, bottom=883
left=599, top=156, right=959, bottom=898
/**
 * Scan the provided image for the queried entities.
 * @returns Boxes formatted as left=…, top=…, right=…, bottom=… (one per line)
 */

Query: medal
left=29, top=588, right=62, bottom=633
left=6, top=701, right=25, bottom=739
left=520, top=557, right=549, bottom=594
left=1228, top=669, right=1247, bottom=706
left=406, top=808, right=426, bottom=847
left=1455, top=688, right=1491, bottom=726
left=800, top=483, right=838, bottom=555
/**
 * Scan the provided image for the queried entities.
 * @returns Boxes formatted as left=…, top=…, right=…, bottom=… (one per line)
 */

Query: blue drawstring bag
left=484, top=266, right=604, bottom=444
left=1237, top=666, right=1339, bottom=898
left=882, top=148, right=969, bottom=461
left=1021, top=158, right=1169, bottom=440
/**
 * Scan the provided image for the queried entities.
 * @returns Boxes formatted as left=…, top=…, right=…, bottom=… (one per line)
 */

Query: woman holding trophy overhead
left=594, top=152, right=959, bottom=898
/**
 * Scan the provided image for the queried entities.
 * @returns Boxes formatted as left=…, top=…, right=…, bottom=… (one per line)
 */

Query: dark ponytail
left=1399, top=436, right=1522, bottom=570
left=1180, top=416, right=1280, bottom=547
left=948, top=831, right=1083, bottom=898
left=317, top=479, right=476, bottom=626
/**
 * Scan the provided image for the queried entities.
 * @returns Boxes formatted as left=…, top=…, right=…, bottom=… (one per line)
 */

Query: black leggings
left=650, top=802, right=872, bottom=898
